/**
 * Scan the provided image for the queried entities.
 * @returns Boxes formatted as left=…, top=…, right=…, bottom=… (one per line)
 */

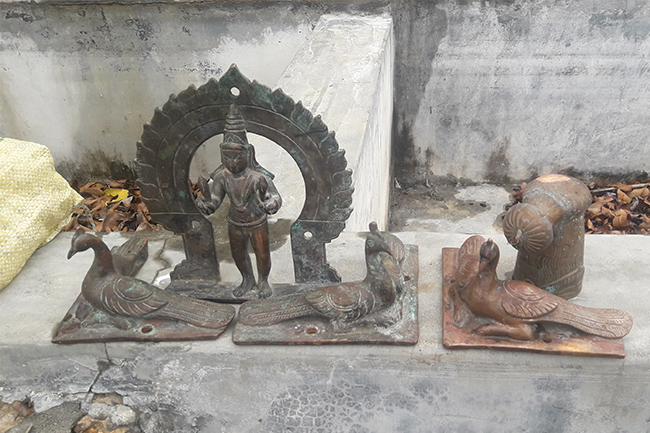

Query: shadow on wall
left=57, top=149, right=136, bottom=182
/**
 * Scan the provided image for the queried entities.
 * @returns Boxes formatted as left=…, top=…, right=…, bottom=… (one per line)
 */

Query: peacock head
left=67, top=228, right=95, bottom=259
left=479, top=238, right=500, bottom=264
left=365, top=221, right=392, bottom=256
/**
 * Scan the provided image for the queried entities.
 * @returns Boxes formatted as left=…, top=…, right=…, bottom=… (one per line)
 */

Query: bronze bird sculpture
left=238, top=222, right=405, bottom=328
left=454, top=235, right=632, bottom=341
left=68, top=229, right=234, bottom=329
left=503, top=174, right=592, bottom=299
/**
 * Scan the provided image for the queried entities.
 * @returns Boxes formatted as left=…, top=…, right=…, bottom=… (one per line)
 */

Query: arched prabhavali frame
left=136, top=65, right=354, bottom=284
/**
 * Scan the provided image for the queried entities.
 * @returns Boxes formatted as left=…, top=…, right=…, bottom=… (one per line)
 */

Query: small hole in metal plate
left=306, top=327, right=317, bottom=334
left=141, top=325, right=154, bottom=334
left=230, top=87, right=240, bottom=97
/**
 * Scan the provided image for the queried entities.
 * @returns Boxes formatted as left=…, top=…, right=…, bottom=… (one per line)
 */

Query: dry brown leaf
left=80, top=186, right=105, bottom=199
left=586, top=202, right=603, bottom=219
left=594, top=195, right=615, bottom=203
left=639, top=215, right=650, bottom=230
left=612, top=209, right=629, bottom=228
left=601, top=207, right=616, bottom=219
left=90, top=196, right=112, bottom=214
left=614, top=183, right=634, bottom=193
left=629, top=187, right=650, bottom=198
left=617, top=189, right=632, bottom=205
left=629, top=196, right=649, bottom=213
left=586, top=219, right=594, bottom=230
left=102, top=212, right=123, bottom=232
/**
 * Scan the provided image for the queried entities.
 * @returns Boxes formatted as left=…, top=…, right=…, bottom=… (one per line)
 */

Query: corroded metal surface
left=52, top=294, right=233, bottom=343
left=233, top=227, right=418, bottom=345
left=135, top=65, right=354, bottom=302
left=503, top=174, right=592, bottom=299
left=442, top=247, right=627, bottom=358
left=193, top=104, right=281, bottom=300
left=52, top=231, right=235, bottom=344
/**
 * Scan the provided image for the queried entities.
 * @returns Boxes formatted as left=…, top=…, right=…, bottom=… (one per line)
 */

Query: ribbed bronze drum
left=503, top=174, right=592, bottom=299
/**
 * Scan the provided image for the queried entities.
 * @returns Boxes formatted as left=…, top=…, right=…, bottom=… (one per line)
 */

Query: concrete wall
left=276, top=14, right=394, bottom=231
left=1, top=0, right=649, bottom=185
left=394, top=0, right=650, bottom=184
left=0, top=2, right=324, bottom=180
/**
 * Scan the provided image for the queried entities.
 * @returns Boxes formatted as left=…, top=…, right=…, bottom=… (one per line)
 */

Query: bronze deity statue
left=52, top=230, right=235, bottom=343
left=442, top=235, right=632, bottom=357
left=234, top=222, right=420, bottom=345
left=196, top=105, right=282, bottom=299
left=503, top=174, right=592, bottom=299
left=136, top=66, right=355, bottom=302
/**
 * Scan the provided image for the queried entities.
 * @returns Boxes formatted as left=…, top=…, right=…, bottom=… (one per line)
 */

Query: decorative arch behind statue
left=136, top=65, right=354, bottom=296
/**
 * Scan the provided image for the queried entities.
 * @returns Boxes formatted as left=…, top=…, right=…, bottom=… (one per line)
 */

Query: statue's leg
left=229, top=224, right=256, bottom=297
left=251, top=220, right=272, bottom=299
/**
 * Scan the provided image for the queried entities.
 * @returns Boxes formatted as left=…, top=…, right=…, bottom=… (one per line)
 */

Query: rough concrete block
left=275, top=14, right=394, bottom=231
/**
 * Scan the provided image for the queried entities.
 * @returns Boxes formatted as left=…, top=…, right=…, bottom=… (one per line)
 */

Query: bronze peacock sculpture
left=454, top=235, right=632, bottom=341
left=68, top=229, right=234, bottom=329
left=238, top=222, right=405, bottom=328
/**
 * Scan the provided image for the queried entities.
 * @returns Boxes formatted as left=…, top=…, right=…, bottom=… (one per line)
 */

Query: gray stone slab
left=275, top=14, right=394, bottom=231
left=1, top=231, right=650, bottom=431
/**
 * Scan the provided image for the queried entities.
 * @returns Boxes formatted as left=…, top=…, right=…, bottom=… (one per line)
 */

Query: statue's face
left=223, top=148, right=248, bottom=174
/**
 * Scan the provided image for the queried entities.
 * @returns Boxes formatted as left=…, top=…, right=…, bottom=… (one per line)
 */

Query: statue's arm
left=258, top=175, right=282, bottom=215
left=196, top=172, right=225, bottom=214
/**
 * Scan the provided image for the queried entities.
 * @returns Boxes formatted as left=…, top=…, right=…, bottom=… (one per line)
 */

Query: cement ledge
left=1, top=231, right=649, bottom=431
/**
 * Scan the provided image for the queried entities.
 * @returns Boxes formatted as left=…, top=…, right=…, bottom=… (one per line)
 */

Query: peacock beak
left=67, top=248, right=77, bottom=260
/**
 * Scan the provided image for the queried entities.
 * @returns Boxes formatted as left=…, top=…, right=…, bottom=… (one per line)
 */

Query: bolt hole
left=306, top=327, right=317, bottom=334
left=191, top=220, right=201, bottom=230
left=230, top=87, right=240, bottom=97
left=304, top=231, right=313, bottom=240
left=141, top=325, right=154, bottom=334
left=404, top=276, right=411, bottom=281
left=450, top=278, right=456, bottom=284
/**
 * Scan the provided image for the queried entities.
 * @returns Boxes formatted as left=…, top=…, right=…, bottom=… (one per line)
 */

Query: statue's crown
left=222, top=104, right=248, bottom=147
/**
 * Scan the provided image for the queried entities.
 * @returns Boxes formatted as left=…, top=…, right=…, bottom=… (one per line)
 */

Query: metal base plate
left=442, top=248, right=625, bottom=358
left=232, top=245, right=419, bottom=345
left=52, top=295, right=235, bottom=344
left=164, top=281, right=306, bottom=303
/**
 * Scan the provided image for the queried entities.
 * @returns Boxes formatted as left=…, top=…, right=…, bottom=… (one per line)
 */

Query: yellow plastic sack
left=0, top=138, right=83, bottom=290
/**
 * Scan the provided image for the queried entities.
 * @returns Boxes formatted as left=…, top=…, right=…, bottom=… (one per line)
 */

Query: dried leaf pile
left=63, top=180, right=165, bottom=233
left=585, top=181, right=650, bottom=234
left=507, top=180, right=650, bottom=235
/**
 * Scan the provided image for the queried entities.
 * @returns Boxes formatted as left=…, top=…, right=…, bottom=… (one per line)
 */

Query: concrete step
left=1, top=230, right=649, bottom=431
